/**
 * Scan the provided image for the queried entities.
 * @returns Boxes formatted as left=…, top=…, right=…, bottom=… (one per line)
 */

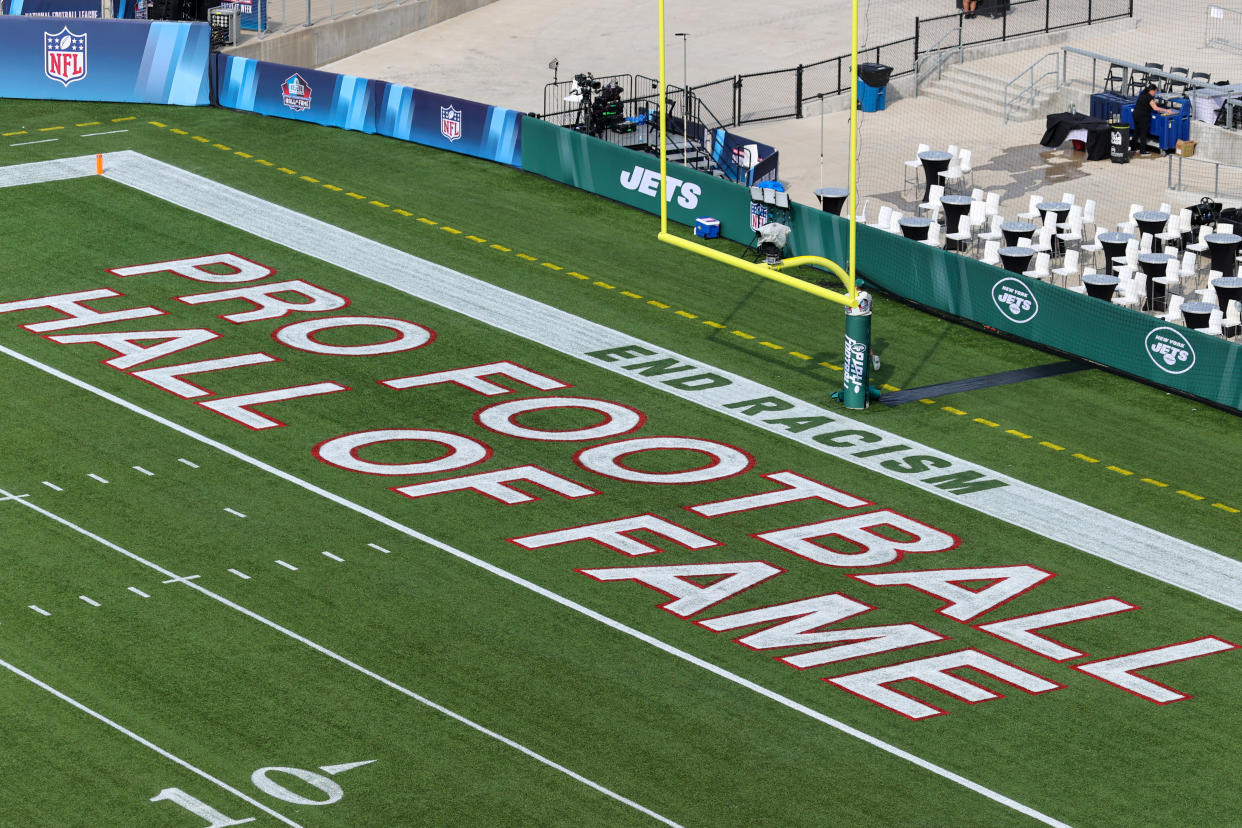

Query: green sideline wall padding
left=521, top=117, right=755, bottom=246
left=519, top=116, right=1242, bottom=413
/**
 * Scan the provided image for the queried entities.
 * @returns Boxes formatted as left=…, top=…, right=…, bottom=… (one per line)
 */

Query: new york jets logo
left=1145, top=327, right=1196, bottom=374
left=991, top=277, right=1039, bottom=323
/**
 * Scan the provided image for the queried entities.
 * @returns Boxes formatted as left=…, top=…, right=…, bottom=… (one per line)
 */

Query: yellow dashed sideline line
left=234, top=151, right=253, bottom=159
left=255, top=159, right=273, bottom=166
left=133, top=119, right=1242, bottom=515
left=1, top=131, right=26, bottom=137
left=79, top=121, right=102, bottom=126
left=323, top=184, right=343, bottom=192
left=111, top=116, right=136, bottom=122
left=38, top=126, right=64, bottom=132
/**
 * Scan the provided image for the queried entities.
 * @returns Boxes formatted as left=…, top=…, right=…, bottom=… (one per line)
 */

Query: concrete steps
left=919, top=64, right=1059, bottom=121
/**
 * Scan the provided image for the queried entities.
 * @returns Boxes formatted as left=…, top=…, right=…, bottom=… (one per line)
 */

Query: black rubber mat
left=880, top=361, right=1091, bottom=406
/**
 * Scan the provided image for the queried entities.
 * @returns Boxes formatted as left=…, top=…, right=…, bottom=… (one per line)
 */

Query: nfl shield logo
left=44, top=27, right=87, bottom=88
left=440, top=106, right=462, bottom=142
left=750, top=201, right=769, bottom=232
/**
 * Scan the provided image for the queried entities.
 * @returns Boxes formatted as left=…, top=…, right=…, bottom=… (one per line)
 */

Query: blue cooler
left=694, top=217, right=720, bottom=239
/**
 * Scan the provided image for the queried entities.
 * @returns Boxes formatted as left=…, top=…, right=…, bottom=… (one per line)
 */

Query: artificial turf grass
left=5, top=102, right=1238, bottom=563
left=3, top=114, right=1242, bottom=824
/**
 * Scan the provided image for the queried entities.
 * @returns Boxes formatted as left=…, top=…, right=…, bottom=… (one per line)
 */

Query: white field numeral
left=149, top=788, right=255, bottom=827
left=149, top=759, right=374, bottom=824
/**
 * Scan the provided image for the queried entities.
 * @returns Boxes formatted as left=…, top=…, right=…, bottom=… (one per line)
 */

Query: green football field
left=1, top=99, right=1240, bottom=827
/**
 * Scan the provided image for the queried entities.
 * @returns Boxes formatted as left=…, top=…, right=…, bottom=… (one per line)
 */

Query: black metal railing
left=544, top=0, right=1132, bottom=130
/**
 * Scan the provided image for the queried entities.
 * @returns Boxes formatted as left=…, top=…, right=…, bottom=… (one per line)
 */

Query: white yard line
left=78, top=149, right=1242, bottom=614
left=0, top=490, right=685, bottom=828
left=0, top=375, right=1065, bottom=826
left=0, top=654, right=302, bottom=827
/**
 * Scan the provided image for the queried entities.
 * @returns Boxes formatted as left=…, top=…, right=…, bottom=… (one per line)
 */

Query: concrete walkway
left=324, top=0, right=1242, bottom=252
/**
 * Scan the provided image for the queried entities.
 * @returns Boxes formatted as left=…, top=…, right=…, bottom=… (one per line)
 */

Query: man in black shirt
left=1132, top=83, right=1174, bottom=155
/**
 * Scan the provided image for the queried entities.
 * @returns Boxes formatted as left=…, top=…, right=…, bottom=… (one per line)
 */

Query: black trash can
left=857, top=63, right=893, bottom=112
left=1110, top=123, right=1131, bottom=164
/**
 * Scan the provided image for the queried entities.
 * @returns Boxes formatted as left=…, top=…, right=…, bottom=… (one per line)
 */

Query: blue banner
left=373, top=82, right=521, bottom=167
left=216, top=56, right=380, bottom=132
left=214, top=55, right=522, bottom=167
left=0, top=17, right=209, bottom=105
left=218, top=0, right=264, bottom=32
left=2, top=0, right=102, bottom=18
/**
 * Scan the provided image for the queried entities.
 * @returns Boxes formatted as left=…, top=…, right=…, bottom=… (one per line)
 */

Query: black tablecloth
left=956, top=0, right=1009, bottom=14
left=1041, top=113, right=1112, bottom=161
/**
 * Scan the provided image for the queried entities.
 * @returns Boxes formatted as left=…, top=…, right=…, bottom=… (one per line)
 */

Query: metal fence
left=231, top=0, right=420, bottom=39
left=1204, top=4, right=1242, bottom=54
left=1168, top=153, right=1242, bottom=199
left=660, top=0, right=1133, bottom=129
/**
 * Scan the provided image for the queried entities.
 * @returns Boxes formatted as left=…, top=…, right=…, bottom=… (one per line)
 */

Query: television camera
left=564, top=72, right=629, bottom=137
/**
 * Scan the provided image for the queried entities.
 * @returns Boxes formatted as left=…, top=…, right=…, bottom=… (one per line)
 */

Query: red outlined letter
left=315, top=429, right=490, bottom=476
left=688, top=470, right=871, bottom=517
left=698, top=594, right=944, bottom=668
left=577, top=561, right=783, bottom=617
left=976, top=598, right=1138, bottom=661
left=0, top=288, right=162, bottom=332
left=853, top=566, right=1053, bottom=621
left=1074, top=637, right=1237, bottom=703
left=178, top=280, right=347, bottom=324
left=826, top=649, right=1062, bottom=720
left=393, top=465, right=597, bottom=504
left=110, top=253, right=272, bottom=283
left=756, top=510, right=958, bottom=568
left=197, top=382, right=349, bottom=429
left=577, top=437, right=753, bottom=484
left=512, top=514, right=719, bottom=556
left=131, top=353, right=278, bottom=399
left=476, top=397, right=644, bottom=442
left=45, top=328, right=218, bottom=369
left=380, top=361, right=569, bottom=395
left=273, top=316, right=434, bottom=356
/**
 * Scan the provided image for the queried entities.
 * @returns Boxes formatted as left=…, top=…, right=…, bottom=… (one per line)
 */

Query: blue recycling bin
left=857, top=63, right=892, bottom=113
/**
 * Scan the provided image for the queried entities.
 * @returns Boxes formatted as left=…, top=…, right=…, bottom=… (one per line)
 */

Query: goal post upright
left=655, top=0, right=872, bottom=406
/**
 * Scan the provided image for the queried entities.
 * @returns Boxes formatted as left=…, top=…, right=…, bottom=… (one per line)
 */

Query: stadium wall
left=518, top=120, right=1242, bottom=414
left=3, top=22, right=1238, bottom=412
